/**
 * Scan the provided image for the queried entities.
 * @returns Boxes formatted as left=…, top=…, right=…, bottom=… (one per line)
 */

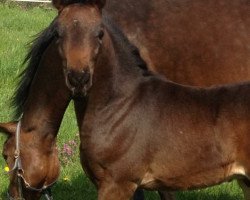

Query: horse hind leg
left=238, top=179, right=250, bottom=200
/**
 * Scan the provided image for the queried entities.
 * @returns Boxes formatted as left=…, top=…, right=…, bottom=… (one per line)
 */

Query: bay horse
left=1, top=0, right=249, bottom=199
left=0, top=21, right=72, bottom=199
left=55, top=1, right=250, bottom=199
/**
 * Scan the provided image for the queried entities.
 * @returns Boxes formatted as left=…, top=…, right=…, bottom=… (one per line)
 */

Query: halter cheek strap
left=6, top=121, right=23, bottom=199
left=6, top=118, right=57, bottom=200
left=8, top=120, right=22, bottom=173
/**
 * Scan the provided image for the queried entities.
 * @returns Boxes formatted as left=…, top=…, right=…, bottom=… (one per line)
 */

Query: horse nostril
left=82, top=72, right=90, bottom=84
left=67, top=70, right=90, bottom=88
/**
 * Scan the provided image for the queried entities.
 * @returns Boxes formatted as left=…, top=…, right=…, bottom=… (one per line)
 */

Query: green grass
left=0, top=3, right=244, bottom=199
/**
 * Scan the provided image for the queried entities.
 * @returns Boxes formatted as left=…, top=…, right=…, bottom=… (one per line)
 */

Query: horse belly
left=141, top=162, right=247, bottom=191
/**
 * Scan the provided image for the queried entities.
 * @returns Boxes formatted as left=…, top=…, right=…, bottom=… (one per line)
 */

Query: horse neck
left=91, top=29, right=143, bottom=101
left=74, top=28, right=147, bottom=126
left=21, top=41, right=71, bottom=141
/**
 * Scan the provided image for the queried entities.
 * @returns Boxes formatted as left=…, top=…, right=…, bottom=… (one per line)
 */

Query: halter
left=6, top=118, right=58, bottom=200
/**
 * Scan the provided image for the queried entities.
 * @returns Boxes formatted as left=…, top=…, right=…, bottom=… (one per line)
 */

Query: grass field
left=0, top=3, right=244, bottom=200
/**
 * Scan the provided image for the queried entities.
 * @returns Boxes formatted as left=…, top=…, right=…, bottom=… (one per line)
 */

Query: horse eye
left=97, top=30, right=104, bottom=40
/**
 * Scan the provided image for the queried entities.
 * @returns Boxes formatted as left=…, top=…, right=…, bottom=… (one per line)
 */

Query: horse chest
left=80, top=108, right=139, bottom=162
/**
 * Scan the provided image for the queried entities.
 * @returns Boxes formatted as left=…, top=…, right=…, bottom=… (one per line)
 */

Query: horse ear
left=52, top=0, right=64, bottom=11
left=0, top=122, right=17, bottom=136
left=52, top=0, right=106, bottom=11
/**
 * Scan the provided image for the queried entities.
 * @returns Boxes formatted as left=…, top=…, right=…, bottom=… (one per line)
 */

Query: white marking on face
left=73, top=19, right=78, bottom=27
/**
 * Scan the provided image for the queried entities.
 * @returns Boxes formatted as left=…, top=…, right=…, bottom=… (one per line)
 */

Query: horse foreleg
left=133, top=189, right=144, bottom=200
left=98, top=182, right=135, bottom=200
left=133, top=190, right=175, bottom=200
left=158, top=191, right=176, bottom=200
left=132, top=189, right=175, bottom=200
left=238, top=179, right=250, bottom=200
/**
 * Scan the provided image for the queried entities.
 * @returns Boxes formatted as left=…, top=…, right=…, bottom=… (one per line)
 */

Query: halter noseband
left=6, top=118, right=57, bottom=200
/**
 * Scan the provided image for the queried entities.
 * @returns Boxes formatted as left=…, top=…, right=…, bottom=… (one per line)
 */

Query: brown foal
left=55, top=1, right=250, bottom=200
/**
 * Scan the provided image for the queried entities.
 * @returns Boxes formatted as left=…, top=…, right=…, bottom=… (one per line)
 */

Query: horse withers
left=55, top=1, right=250, bottom=199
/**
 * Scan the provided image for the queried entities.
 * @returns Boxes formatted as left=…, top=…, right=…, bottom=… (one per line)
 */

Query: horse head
left=1, top=121, right=59, bottom=200
left=54, top=0, right=106, bottom=97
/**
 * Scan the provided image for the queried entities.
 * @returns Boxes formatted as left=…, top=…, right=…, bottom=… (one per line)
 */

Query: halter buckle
left=14, top=150, right=20, bottom=159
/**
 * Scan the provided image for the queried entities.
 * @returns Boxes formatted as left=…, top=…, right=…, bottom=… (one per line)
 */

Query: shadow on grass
left=0, top=190, right=7, bottom=200
left=145, top=189, right=242, bottom=200
left=175, top=190, right=242, bottom=200
left=0, top=175, right=243, bottom=200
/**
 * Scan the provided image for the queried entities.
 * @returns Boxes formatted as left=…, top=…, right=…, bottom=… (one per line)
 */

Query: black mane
left=103, top=15, right=149, bottom=73
left=12, top=18, right=58, bottom=119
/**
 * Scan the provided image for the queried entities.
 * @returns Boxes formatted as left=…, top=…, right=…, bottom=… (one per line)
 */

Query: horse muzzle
left=65, top=69, right=92, bottom=97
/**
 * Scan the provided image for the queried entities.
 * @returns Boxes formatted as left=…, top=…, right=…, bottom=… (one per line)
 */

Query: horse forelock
left=53, top=0, right=97, bottom=8
left=11, top=18, right=58, bottom=120
left=60, top=0, right=88, bottom=4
